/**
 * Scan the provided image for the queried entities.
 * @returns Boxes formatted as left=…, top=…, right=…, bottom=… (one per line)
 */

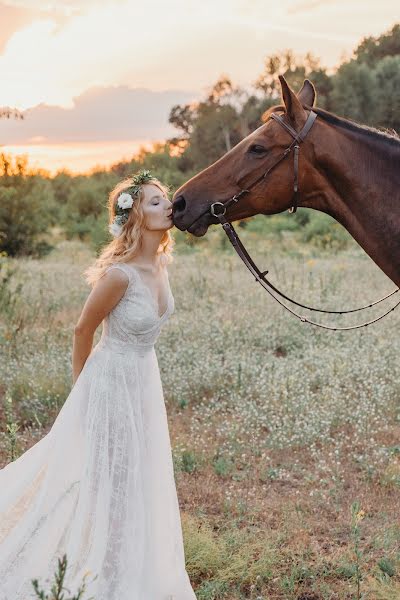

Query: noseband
left=198, top=110, right=400, bottom=331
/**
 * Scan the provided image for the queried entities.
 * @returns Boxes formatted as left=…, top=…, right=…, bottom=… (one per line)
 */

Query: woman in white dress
left=0, top=170, right=197, bottom=600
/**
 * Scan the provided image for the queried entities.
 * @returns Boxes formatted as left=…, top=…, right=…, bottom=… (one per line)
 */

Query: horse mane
left=261, top=104, right=400, bottom=148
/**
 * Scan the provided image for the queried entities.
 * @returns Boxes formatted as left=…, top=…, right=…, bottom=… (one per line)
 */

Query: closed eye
left=248, top=144, right=268, bottom=155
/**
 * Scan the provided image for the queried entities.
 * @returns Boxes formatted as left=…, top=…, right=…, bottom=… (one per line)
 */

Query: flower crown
left=108, top=169, right=154, bottom=237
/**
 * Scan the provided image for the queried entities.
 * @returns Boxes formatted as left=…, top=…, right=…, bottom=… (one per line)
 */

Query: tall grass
left=1, top=230, right=399, bottom=598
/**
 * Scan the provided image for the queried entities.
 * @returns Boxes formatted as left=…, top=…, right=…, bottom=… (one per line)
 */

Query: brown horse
left=172, top=76, right=400, bottom=287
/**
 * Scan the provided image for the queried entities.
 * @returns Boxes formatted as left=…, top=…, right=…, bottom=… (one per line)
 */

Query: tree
left=184, top=101, right=240, bottom=169
left=168, top=103, right=197, bottom=140
left=0, top=107, right=24, bottom=121
left=329, top=23, right=400, bottom=130
left=330, top=61, right=377, bottom=125
left=354, top=23, right=400, bottom=67
left=373, top=55, right=400, bottom=131
left=168, top=75, right=250, bottom=170
left=254, top=49, right=332, bottom=108
left=0, top=156, right=56, bottom=256
left=254, top=50, right=322, bottom=96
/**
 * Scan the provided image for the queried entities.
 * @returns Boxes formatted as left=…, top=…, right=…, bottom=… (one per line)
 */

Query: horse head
left=172, top=75, right=324, bottom=236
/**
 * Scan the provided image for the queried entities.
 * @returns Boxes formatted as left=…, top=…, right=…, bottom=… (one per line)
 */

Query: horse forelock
left=261, top=104, right=284, bottom=123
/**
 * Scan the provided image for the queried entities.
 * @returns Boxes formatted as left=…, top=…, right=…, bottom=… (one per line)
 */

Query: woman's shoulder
left=104, top=262, right=134, bottom=285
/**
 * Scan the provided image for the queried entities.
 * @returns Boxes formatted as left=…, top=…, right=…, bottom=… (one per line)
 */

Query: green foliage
left=0, top=23, right=399, bottom=256
left=350, top=501, right=365, bottom=599
left=328, top=24, right=400, bottom=128
left=168, top=23, right=399, bottom=173
left=0, top=252, right=25, bottom=356
left=330, top=61, right=377, bottom=125
left=377, top=557, right=396, bottom=577
left=60, top=176, right=108, bottom=220
left=0, top=172, right=56, bottom=257
left=242, top=212, right=306, bottom=237
left=354, top=23, right=400, bottom=67
left=3, top=390, right=21, bottom=462
left=31, top=553, right=95, bottom=599
left=173, top=448, right=202, bottom=474
left=1, top=239, right=400, bottom=597
left=185, top=101, right=243, bottom=170
left=300, top=212, right=352, bottom=251
left=254, top=48, right=322, bottom=97
left=374, top=55, right=400, bottom=131
left=181, top=449, right=200, bottom=474
left=212, top=455, right=235, bottom=478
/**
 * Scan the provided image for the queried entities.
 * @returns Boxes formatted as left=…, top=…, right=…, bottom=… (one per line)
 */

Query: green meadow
left=1, top=218, right=399, bottom=599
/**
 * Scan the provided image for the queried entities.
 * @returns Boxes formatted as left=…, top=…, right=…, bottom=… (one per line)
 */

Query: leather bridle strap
left=213, top=209, right=400, bottom=330
left=202, top=109, right=400, bottom=330
left=270, top=110, right=318, bottom=213
left=209, top=109, right=319, bottom=219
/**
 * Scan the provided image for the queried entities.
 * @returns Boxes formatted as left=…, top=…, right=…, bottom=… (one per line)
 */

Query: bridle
left=184, top=109, right=400, bottom=331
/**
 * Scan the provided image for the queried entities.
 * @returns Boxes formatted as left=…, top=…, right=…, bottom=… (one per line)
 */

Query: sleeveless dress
left=0, top=261, right=197, bottom=600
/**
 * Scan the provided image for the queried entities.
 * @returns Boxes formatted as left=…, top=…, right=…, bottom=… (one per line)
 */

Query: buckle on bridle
left=210, top=202, right=227, bottom=217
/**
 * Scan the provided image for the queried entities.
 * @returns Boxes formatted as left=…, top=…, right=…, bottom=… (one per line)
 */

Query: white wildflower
left=108, top=221, right=123, bottom=237
left=117, top=193, right=133, bottom=209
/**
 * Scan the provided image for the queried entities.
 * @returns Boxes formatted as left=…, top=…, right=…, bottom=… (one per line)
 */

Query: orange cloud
left=0, top=84, right=196, bottom=144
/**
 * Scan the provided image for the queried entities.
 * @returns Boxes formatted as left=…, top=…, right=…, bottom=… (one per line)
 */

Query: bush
left=300, top=212, right=352, bottom=251
left=0, top=176, right=57, bottom=257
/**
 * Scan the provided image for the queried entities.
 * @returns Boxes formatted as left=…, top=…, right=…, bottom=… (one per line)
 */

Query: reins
left=187, top=109, right=400, bottom=330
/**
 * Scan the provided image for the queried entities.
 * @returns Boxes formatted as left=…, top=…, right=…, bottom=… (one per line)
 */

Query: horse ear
left=297, top=79, right=316, bottom=107
left=279, top=75, right=306, bottom=127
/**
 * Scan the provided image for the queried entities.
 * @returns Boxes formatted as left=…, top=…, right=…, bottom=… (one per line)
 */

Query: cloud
left=0, top=0, right=398, bottom=113
left=0, top=84, right=197, bottom=144
left=287, top=0, right=338, bottom=14
left=0, top=0, right=103, bottom=53
left=0, top=0, right=199, bottom=109
left=0, top=2, right=37, bottom=53
left=0, top=0, right=106, bottom=14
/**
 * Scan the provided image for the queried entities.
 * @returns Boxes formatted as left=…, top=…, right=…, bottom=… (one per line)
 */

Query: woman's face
left=141, top=184, right=173, bottom=231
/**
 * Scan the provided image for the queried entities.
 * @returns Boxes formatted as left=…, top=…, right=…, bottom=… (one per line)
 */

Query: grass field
left=1, top=226, right=399, bottom=599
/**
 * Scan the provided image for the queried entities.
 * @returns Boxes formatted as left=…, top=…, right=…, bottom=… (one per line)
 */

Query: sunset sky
left=0, top=0, right=398, bottom=175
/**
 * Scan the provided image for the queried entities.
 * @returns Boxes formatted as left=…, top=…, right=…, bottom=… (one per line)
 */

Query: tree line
left=0, top=23, right=398, bottom=257
left=168, top=23, right=400, bottom=171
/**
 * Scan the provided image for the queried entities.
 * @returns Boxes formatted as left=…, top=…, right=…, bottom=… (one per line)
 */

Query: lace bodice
left=96, top=262, right=175, bottom=354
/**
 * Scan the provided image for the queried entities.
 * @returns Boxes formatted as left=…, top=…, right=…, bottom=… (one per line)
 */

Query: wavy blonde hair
left=83, top=176, right=175, bottom=287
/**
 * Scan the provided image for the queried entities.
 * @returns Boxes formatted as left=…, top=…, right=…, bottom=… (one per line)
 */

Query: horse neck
left=303, top=122, right=400, bottom=287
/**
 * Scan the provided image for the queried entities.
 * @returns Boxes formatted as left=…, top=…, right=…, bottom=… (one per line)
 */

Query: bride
left=0, top=169, right=197, bottom=600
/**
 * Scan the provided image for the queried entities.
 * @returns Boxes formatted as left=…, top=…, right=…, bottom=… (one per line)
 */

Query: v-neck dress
left=0, top=261, right=197, bottom=600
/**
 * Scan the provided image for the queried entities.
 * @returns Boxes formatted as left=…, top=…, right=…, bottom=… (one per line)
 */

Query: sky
left=0, top=0, right=398, bottom=175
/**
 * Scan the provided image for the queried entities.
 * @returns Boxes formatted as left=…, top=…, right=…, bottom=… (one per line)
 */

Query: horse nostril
left=173, top=195, right=186, bottom=215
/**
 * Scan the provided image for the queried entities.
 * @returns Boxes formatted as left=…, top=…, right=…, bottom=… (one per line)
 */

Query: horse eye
left=249, top=144, right=267, bottom=155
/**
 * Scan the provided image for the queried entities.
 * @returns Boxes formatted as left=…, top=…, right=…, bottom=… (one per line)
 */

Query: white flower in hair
left=108, top=222, right=123, bottom=237
left=117, top=192, right=134, bottom=210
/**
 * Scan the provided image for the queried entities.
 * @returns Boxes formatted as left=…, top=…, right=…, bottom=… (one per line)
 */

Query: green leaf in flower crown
left=129, top=169, right=154, bottom=193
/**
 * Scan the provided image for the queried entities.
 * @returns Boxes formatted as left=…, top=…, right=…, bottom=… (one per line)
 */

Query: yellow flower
left=355, top=509, right=365, bottom=522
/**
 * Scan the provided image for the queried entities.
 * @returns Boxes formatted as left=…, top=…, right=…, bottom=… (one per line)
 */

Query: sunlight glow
left=0, top=139, right=155, bottom=175
left=0, top=0, right=397, bottom=173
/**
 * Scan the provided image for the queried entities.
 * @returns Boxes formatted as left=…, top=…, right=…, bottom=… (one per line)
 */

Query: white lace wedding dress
left=0, top=261, right=197, bottom=600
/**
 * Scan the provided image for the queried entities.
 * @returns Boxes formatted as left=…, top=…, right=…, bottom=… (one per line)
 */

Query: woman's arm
left=72, top=268, right=129, bottom=385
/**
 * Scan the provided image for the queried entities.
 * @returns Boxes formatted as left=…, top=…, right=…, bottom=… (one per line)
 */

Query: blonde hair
left=83, top=176, right=175, bottom=287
